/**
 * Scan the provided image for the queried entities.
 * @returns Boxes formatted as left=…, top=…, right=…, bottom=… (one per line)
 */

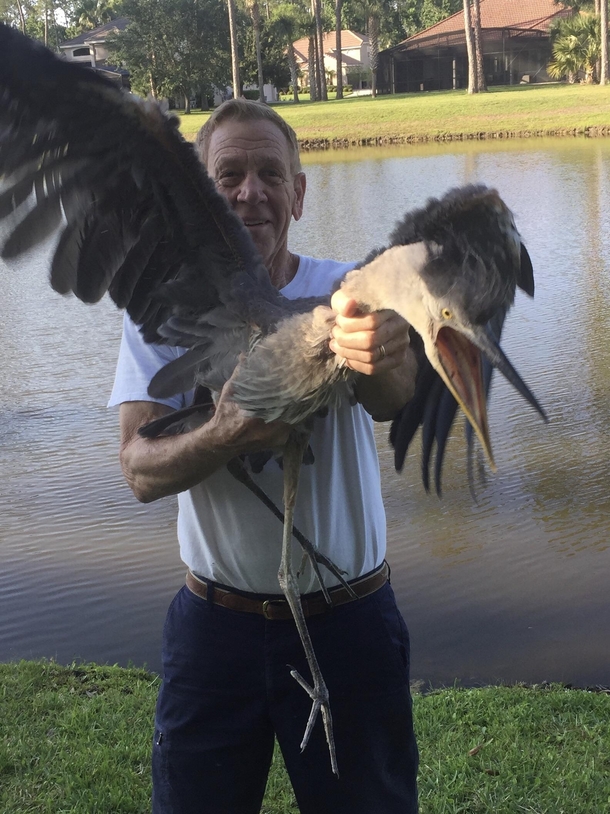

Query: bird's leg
left=277, top=429, right=338, bottom=777
left=226, top=458, right=356, bottom=604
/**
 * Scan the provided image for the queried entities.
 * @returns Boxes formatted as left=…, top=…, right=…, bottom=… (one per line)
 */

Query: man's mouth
left=243, top=219, right=268, bottom=228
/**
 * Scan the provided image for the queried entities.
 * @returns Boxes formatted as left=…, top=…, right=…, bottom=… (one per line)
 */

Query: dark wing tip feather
left=518, top=243, right=535, bottom=297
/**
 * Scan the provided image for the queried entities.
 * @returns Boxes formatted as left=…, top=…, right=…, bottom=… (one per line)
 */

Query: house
left=59, top=18, right=131, bottom=88
left=377, top=0, right=572, bottom=94
left=292, top=30, right=370, bottom=90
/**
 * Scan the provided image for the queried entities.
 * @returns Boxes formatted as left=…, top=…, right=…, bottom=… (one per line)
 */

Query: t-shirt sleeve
left=107, top=313, right=192, bottom=410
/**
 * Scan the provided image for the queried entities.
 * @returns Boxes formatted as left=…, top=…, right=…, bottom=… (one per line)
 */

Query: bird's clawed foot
left=289, top=665, right=338, bottom=777
left=297, top=544, right=358, bottom=604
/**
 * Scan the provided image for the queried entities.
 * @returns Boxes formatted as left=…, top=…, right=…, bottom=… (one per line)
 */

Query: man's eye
left=263, top=170, right=284, bottom=183
left=217, top=172, right=240, bottom=187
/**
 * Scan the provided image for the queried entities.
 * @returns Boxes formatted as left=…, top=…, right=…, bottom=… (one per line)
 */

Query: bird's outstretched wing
left=0, top=23, right=286, bottom=357
left=389, top=199, right=537, bottom=494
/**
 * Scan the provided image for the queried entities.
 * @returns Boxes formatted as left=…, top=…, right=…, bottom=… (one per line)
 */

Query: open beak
left=431, top=323, right=547, bottom=469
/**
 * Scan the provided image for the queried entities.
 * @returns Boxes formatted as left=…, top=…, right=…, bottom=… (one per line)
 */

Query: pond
left=1, top=136, right=609, bottom=687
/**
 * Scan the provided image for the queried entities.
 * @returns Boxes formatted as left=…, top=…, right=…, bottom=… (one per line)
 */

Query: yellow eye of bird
left=442, top=308, right=452, bottom=320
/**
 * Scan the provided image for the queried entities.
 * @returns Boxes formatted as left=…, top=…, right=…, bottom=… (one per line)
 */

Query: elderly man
left=109, top=99, right=419, bottom=814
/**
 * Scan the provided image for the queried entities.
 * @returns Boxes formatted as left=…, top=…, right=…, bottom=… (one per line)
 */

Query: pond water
left=1, top=137, right=609, bottom=687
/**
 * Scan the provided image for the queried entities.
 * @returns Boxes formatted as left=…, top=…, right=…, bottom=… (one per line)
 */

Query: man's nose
left=236, top=172, right=267, bottom=204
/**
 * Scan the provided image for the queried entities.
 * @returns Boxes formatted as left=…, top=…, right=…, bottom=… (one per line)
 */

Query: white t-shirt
left=108, top=255, right=387, bottom=594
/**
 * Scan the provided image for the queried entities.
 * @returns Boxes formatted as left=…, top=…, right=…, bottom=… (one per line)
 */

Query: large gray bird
left=0, top=24, right=546, bottom=775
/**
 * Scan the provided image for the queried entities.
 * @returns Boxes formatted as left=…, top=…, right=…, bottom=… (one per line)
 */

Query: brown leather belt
left=185, top=561, right=389, bottom=621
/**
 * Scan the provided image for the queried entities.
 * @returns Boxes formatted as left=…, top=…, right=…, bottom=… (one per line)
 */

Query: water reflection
left=1, top=138, right=609, bottom=685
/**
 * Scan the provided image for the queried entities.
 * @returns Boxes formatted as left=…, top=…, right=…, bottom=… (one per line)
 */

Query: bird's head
left=340, top=185, right=546, bottom=468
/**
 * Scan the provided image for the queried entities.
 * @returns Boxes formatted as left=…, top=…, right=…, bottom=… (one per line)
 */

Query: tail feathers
left=391, top=359, right=437, bottom=472
left=430, top=388, right=459, bottom=495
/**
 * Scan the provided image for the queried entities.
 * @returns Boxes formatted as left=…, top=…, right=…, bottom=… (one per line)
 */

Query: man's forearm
left=118, top=395, right=291, bottom=503
left=120, top=413, right=238, bottom=502
left=355, top=347, right=418, bottom=422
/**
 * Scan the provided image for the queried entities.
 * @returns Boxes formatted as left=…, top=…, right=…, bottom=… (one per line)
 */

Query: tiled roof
left=60, top=17, right=130, bottom=47
left=404, top=0, right=569, bottom=44
left=292, top=30, right=368, bottom=59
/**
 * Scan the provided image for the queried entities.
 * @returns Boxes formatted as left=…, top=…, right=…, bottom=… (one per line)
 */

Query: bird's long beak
left=431, top=323, right=547, bottom=469
left=432, top=326, right=495, bottom=468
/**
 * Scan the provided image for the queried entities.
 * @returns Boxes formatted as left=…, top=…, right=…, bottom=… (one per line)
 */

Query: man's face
left=205, top=119, right=306, bottom=276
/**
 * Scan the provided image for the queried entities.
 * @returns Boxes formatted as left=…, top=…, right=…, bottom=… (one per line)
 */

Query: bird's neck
left=340, top=243, right=429, bottom=318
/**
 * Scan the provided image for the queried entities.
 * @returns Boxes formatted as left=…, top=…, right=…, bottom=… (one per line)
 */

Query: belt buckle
left=262, top=598, right=288, bottom=620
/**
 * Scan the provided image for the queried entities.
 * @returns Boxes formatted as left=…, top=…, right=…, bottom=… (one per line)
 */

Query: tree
left=227, top=0, right=241, bottom=97
left=111, top=0, right=230, bottom=105
left=471, top=0, right=486, bottom=91
left=312, top=0, right=327, bottom=100
left=463, top=0, right=477, bottom=93
left=548, top=13, right=601, bottom=83
left=270, top=1, right=309, bottom=103
left=308, top=32, right=317, bottom=99
left=1, top=0, right=70, bottom=43
left=419, top=0, right=460, bottom=30
left=245, top=0, right=265, bottom=100
left=72, top=0, right=118, bottom=30
left=600, top=0, right=608, bottom=82
left=348, top=0, right=390, bottom=98
left=368, top=6, right=380, bottom=96
left=335, top=0, right=343, bottom=98
left=241, top=14, right=291, bottom=93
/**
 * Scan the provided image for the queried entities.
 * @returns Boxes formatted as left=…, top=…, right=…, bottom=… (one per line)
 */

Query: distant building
left=292, top=30, right=370, bottom=90
left=59, top=18, right=130, bottom=88
left=378, top=0, right=572, bottom=94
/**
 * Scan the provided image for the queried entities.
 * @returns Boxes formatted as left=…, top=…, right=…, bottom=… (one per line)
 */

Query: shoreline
left=298, top=124, right=610, bottom=151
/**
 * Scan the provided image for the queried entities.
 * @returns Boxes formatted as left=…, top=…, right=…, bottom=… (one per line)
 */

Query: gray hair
left=195, top=98, right=301, bottom=174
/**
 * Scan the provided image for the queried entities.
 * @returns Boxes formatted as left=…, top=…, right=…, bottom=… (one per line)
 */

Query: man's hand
left=208, top=376, right=292, bottom=455
left=329, top=289, right=411, bottom=376
left=119, top=373, right=291, bottom=504
left=329, top=289, right=418, bottom=421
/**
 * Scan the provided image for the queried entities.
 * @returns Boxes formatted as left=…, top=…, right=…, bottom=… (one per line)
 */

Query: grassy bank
left=1, top=661, right=609, bottom=813
left=177, top=83, right=610, bottom=148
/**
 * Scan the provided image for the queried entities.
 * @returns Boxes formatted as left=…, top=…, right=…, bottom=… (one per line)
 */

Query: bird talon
left=289, top=666, right=337, bottom=774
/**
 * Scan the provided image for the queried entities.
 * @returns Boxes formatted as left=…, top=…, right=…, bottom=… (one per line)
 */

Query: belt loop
left=385, top=559, right=391, bottom=583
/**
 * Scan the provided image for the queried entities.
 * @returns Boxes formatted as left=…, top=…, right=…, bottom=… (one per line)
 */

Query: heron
left=0, top=24, right=546, bottom=776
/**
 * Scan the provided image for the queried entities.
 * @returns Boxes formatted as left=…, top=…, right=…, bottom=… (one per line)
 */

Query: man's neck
left=269, top=251, right=299, bottom=290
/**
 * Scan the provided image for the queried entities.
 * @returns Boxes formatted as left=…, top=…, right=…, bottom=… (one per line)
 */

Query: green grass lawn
left=177, top=83, right=610, bottom=147
left=1, top=661, right=609, bottom=813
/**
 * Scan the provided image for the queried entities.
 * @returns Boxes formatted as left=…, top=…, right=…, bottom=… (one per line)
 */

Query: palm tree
left=73, top=0, right=117, bottom=30
left=463, top=0, right=477, bottom=93
left=600, top=0, right=608, bottom=83
left=227, top=0, right=241, bottom=97
left=353, top=0, right=386, bottom=98
left=245, top=0, right=265, bottom=101
left=548, top=13, right=600, bottom=84
left=271, top=2, right=309, bottom=103
left=312, top=0, right=328, bottom=100
left=335, top=0, right=344, bottom=99
left=368, top=9, right=380, bottom=97
left=472, top=0, right=486, bottom=91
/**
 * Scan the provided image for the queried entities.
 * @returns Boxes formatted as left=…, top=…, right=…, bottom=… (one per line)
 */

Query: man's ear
left=292, top=172, right=306, bottom=222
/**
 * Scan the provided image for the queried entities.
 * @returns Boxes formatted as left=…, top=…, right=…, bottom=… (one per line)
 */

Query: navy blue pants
left=152, top=579, right=419, bottom=814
